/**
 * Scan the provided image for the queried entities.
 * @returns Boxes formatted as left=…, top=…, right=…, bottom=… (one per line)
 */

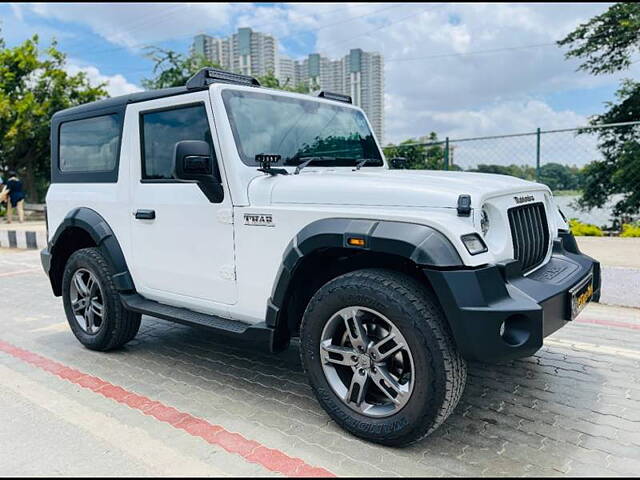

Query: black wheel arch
left=47, top=207, right=135, bottom=296
left=266, top=218, right=463, bottom=351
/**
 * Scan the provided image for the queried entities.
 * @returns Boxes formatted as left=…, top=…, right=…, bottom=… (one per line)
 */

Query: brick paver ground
left=1, top=248, right=639, bottom=476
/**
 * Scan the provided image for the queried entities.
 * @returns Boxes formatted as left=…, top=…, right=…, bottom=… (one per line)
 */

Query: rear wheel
left=300, top=268, right=466, bottom=446
left=62, top=248, right=141, bottom=351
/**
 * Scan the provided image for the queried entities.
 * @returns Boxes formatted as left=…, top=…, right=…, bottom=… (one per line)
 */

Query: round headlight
left=480, top=207, right=490, bottom=236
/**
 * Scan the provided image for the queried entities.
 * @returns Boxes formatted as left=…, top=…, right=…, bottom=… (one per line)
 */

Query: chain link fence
left=383, top=121, right=640, bottom=230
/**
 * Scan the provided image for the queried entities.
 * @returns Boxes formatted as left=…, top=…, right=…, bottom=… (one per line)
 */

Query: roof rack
left=186, top=68, right=261, bottom=90
left=317, top=91, right=352, bottom=104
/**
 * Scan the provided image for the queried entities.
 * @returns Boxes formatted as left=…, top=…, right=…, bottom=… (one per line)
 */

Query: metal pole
left=444, top=137, right=449, bottom=171
left=535, top=127, right=541, bottom=181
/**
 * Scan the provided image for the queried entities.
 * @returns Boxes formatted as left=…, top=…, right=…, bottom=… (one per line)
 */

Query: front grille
left=508, top=202, right=550, bottom=272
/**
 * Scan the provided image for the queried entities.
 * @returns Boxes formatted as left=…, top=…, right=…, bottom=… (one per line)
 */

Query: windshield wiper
left=289, top=156, right=382, bottom=174
left=353, top=158, right=378, bottom=171
left=289, top=156, right=346, bottom=174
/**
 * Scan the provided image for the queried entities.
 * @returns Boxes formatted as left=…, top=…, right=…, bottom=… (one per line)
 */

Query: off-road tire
left=300, top=268, right=467, bottom=446
left=62, top=247, right=141, bottom=351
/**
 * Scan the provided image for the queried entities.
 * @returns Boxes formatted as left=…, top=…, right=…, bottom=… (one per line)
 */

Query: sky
left=1, top=2, right=636, bottom=145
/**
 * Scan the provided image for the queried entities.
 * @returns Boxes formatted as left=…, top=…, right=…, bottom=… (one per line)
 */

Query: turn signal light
left=347, top=237, right=366, bottom=247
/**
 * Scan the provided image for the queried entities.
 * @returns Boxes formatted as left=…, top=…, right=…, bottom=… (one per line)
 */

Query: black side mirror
left=390, top=157, right=408, bottom=169
left=173, top=140, right=223, bottom=203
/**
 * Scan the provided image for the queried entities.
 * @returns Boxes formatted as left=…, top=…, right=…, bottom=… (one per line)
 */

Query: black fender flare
left=265, top=218, right=463, bottom=335
left=47, top=207, right=135, bottom=295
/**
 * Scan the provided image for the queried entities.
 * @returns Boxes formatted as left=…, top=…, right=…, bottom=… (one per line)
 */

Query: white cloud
left=10, top=3, right=24, bottom=21
left=20, top=2, right=636, bottom=147
left=429, top=99, right=587, bottom=138
left=384, top=96, right=588, bottom=143
left=26, top=3, right=236, bottom=49
left=66, top=64, right=142, bottom=97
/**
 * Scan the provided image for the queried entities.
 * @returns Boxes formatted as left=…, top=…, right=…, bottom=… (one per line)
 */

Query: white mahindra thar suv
left=42, top=68, right=600, bottom=445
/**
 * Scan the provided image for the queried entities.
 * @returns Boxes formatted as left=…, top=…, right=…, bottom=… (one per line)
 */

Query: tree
left=538, top=163, right=584, bottom=191
left=141, top=47, right=216, bottom=89
left=256, top=70, right=311, bottom=94
left=557, top=3, right=640, bottom=216
left=557, top=3, right=640, bottom=75
left=383, top=132, right=447, bottom=169
left=0, top=34, right=107, bottom=201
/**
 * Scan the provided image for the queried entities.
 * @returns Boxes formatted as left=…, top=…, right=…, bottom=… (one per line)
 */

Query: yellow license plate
left=568, top=272, right=594, bottom=320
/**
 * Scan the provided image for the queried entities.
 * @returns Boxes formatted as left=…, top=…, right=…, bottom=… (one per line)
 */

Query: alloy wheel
left=69, top=268, right=105, bottom=335
left=319, top=306, right=415, bottom=418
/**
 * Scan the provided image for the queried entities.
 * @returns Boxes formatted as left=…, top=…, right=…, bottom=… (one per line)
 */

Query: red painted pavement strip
left=0, top=340, right=334, bottom=477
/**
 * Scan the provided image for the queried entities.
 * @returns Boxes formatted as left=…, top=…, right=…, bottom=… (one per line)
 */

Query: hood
left=253, top=168, right=549, bottom=209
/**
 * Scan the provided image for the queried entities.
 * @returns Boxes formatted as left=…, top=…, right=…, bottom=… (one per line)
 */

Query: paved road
left=1, top=248, right=640, bottom=476
left=599, top=267, right=640, bottom=308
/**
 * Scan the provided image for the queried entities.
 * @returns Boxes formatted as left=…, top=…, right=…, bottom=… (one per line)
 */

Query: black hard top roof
left=52, top=86, right=193, bottom=121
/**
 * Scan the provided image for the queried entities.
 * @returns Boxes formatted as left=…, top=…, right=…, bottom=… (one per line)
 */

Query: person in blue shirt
left=4, top=171, right=26, bottom=223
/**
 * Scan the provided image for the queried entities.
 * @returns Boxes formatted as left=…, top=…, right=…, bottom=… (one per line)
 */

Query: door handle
left=134, top=209, right=156, bottom=220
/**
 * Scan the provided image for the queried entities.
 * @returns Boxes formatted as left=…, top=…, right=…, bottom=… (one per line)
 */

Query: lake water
left=554, top=194, right=627, bottom=228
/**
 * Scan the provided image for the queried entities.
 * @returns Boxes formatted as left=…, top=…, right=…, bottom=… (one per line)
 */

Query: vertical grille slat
left=527, top=207, right=538, bottom=268
left=508, top=202, right=549, bottom=273
left=533, top=205, right=544, bottom=263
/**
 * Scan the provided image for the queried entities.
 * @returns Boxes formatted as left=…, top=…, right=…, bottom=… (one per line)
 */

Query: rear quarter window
left=59, top=115, right=120, bottom=172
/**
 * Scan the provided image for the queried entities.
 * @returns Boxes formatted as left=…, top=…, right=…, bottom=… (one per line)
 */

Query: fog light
left=499, top=315, right=531, bottom=347
left=461, top=233, right=488, bottom=255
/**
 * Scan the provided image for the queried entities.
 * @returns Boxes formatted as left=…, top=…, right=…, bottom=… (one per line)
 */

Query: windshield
left=222, top=89, right=383, bottom=167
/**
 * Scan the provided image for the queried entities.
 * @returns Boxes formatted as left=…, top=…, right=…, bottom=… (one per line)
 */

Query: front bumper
left=424, top=231, right=600, bottom=362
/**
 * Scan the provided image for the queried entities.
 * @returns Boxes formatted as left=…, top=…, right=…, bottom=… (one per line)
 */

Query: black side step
left=120, top=293, right=274, bottom=351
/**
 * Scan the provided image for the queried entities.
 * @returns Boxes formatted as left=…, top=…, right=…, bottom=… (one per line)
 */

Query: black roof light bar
left=186, top=67, right=261, bottom=90
left=318, top=91, right=352, bottom=104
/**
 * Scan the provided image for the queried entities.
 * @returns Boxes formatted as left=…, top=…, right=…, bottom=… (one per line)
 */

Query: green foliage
left=141, top=47, right=216, bottom=89
left=558, top=3, right=640, bottom=216
left=557, top=3, right=640, bottom=75
left=569, top=219, right=604, bottom=236
left=538, top=162, right=584, bottom=191
left=469, top=163, right=584, bottom=191
left=256, top=70, right=311, bottom=94
left=383, top=133, right=448, bottom=169
left=0, top=33, right=107, bottom=201
left=620, top=222, right=640, bottom=237
left=577, top=80, right=640, bottom=216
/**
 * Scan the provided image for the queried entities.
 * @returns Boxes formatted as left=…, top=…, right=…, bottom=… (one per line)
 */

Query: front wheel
left=300, top=268, right=467, bottom=446
left=62, top=247, right=141, bottom=351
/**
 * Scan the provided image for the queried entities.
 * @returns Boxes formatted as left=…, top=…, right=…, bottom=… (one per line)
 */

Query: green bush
left=620, top=223, right=640, bottom=237
left=569, top=219, right=604, bottom=236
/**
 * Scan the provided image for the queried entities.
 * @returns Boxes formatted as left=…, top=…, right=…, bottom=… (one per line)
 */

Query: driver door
left=127, top=93, right=237, bottom=313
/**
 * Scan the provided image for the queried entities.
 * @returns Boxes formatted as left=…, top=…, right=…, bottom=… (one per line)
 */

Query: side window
left=140, top=104, right=215, bottom=180
left=59, top=115, right=120, bottom=172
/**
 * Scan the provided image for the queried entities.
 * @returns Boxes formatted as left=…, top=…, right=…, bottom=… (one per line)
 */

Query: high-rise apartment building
left=193, top=28, right=278, bottom=78
left=277, top=49, right=384, bottom=141
left=193, top=30, right=385, bottom=141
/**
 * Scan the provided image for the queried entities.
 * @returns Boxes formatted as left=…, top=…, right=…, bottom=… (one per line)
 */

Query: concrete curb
left=0, top=229, right=47, bottom=250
